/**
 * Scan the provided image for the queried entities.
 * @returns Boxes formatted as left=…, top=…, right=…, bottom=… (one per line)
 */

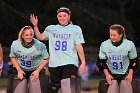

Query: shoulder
left=101, top=39, right=111, bottom=45
left=100, top=39, right=112, bottom=50
left=123, top=39, right=135, bottom=46
left=10, top=40, right=21, bottom=49
left=123, top=39, right=133, bottom=43
left=44, top=25, right=60, bottom=32
left=69, top=25, right=82, bottom=33
left=12, top=40, right=20, bottom=45
left=45, top=25, right=57, bottom=29
left=70, top=24, right=81, bottom=29
left=34, top=39, right=46, bottom=47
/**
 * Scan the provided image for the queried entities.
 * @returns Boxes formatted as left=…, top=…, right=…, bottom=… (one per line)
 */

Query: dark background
left=0, top=0, right=140, bottom=47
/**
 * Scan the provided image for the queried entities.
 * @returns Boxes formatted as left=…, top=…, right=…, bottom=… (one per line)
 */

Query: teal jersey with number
left=9, top=39, right=49, bottom=71
left=43, top=24, right=85, bottom=67
left=99, top=39, right=137, bottom=74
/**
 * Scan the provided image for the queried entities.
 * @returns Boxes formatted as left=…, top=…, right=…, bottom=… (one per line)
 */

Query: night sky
left=0, top=0, right=140, bottom=47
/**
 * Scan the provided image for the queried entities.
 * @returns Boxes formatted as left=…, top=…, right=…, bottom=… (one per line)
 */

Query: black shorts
left=111, top=74, right=127, bottom=82
left=10, top=67, right=45, bottom=79
left=48, top=64, right=78, bottom=84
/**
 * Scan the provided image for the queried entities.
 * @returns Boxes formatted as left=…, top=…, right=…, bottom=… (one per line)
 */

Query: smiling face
left=57, top=12, right=70, bottom=26
left=21, top=28, right=34, bottom=44
left=110, top=29, right=123, bottom=43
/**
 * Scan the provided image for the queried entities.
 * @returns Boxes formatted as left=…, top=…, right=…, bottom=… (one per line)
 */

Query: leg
left=61, top=77, right=81, bottom=93
left=61, top=65, right=80, bottom=93
left=131, top=79, right=140, bottom=93
left=39, top=74, right=49, bottom=93
left=107, top=80, right=119, bottom=93
left=48, top=67, right=62, bottom=93
left=7, top=74, right=27, bottom=93
left=13, top=79, right=27, bottom=93
left=120, top=80, right=133, bottom=93
left=29, top=77, right=42, bottom=93
left=98, top=79, right=109, bottom=93
left=47, top=82, right=61, bottom=93
left=7, top=74, right=14, bottom=93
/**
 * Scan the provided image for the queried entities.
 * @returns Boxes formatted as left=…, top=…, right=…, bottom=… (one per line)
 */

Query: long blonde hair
left=18, top=26, right=34, bottom=41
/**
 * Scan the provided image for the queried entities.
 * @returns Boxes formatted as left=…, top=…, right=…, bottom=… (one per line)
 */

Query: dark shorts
left=111, top=74, right=127, bottom=82
left=9, top=67, right=45, bottom=79
left=48, top=64, right=78, bottom=84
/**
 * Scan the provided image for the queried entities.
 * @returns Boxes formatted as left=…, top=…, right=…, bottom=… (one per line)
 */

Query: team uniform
left=10, top=38, right=49, bottom=71
left=99, top=39, right=137, bottom=75
left=97, top=39, right=139, bottom=93
left=43, top=24, right=85, bottom=67
left=8, top=38, right=49, bottom=93
left=43, top=24, right=85, bottom=93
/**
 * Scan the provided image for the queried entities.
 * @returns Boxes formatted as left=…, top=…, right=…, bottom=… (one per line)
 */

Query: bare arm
left=76, top=44, right=86, bottom=75
left=36, top=59, right=49, bottom=72
left=11, top=57, right=21, bottom=71
left=11, top=57, right=25, bottom=80
left=103, top=69, right=113, bottom=85
left=31, top=59, right=49, bottom=81
left=30, top=14, right=46, bottom=40
left=125, top=69, right=133, bottom=85
left=76, top=44, right=86, bottom=65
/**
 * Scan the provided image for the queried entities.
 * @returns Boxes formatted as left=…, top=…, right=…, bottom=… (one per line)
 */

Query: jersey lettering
left=55, top=40, right=67, bottom=51
left=112, top=62, right=123, bottom=70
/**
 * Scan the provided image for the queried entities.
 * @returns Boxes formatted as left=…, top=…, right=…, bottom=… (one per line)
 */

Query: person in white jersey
left=0, top=44, right=3, bottom=77
left=8, top=26, right=49, bottom=93
left=30, top=7, right=86, bottom=93
left=97, top=24, right=139, bottom=93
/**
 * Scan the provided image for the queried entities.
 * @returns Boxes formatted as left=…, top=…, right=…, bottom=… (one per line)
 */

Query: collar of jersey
left=112, top=38, right=123, bottom=47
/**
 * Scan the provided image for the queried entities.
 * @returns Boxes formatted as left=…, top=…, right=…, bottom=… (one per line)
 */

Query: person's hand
left=30, top=70, right=39, bottom=82
left=79, top=63, right=86, bottom=75
left=105, top=74, right=113, bottom=85
left=125, top=74, right=133, bottom=85
left=30, top=14, right=38, bottom=27
left=17, top=69, right=25, bottom=80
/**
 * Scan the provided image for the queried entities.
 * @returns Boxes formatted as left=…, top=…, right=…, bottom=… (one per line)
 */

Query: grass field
left=0, top=78, right=99, bottom=93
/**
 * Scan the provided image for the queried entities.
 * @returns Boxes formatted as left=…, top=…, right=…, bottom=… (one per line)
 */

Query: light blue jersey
left=9, top=39, right=49, bottom=71
left=99, top=39, right=137, bottom=74
left=43, top=24, right=85, bottom=67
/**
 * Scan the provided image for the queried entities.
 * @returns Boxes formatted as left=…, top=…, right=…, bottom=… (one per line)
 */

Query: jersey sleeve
left=74, top=26, right=85, bottom=44
left=42, top=26, right=52, bottom=41
left=128, top=42, right=137, bottom=59
left=9, top=41, right=16, bottom=58
left=41, top=43, right=49, bottom=60
left=99, top=43, right=107, bottom=59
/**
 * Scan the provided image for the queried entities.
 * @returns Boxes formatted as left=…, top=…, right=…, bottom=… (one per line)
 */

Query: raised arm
left=30, top=14, right=46, bottom=40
